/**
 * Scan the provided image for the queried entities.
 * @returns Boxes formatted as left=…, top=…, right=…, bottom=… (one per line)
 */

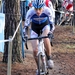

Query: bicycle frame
left=37, top=38, right=45, bottom=56
left=58, top=10, right=73, bottom=26
left=23, top=33, right=53, bottom=75
left=37, top=38, right=47, bottom=75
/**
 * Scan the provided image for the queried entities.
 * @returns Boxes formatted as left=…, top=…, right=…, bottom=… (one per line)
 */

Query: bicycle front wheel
left=38, top=52, right=46, bottom=75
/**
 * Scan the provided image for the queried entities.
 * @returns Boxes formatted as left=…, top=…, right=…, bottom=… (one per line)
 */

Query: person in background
left=26, top=0, right=31, bottom=13
left=51, top=0, right=60, bottom=9
left=45, top=0, right=55, bottom=30
left=20, top=0, right=31, bottom=26
left=20, top=0, right=26, bottom=26
left=29, top=0, right=33, bottom=8
left=55, top=0, right=63, bottom=25
left=63, top=0, right=73, bottom=21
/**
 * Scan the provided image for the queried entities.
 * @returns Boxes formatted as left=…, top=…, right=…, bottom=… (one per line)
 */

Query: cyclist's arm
left=48, top=3, right=55, bottom=33
left=23, top=9, right=31, bottom=35
left=46, top=9, right=55, bottom=33
left=50, top=23, right=55, bottom=33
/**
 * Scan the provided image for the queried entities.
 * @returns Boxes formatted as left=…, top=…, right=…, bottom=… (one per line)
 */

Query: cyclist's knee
left=33, top=49, right=38, bottom=56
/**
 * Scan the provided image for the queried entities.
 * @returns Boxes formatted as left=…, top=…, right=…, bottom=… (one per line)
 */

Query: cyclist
left=63, top=0, right=73, bottom=21
left=23, top=0, right=55, bottom=74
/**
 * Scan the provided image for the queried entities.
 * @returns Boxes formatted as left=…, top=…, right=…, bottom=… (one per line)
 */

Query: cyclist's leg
left=42, top=25, right=54, bottom=69
left=30, top=30, right=39, bottom=68
left=42, top=25, right=51, bottom=57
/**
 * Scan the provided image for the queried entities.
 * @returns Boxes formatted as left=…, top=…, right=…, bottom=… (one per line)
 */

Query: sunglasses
left=35, top=8, right=42, bottom=11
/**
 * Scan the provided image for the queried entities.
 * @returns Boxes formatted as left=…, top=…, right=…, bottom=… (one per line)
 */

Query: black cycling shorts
left=31, top=19, right=49, bottom=36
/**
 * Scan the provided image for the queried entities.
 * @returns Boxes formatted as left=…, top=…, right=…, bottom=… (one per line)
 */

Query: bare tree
left=3, top=0, right=23, bottom=63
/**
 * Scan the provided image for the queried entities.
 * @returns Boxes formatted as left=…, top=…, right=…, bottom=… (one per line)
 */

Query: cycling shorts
left=30, top=20, right=50, bottom=38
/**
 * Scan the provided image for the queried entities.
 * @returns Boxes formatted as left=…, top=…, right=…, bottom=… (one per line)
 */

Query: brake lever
left=22, top=36, right=28, bottom=49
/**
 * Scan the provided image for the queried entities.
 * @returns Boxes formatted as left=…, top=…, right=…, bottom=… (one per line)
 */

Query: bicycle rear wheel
left=38, top=52, right=47, bottom=75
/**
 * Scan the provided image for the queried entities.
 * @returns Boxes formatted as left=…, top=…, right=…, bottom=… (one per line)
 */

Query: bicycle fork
left=37, top=40, right=47, bottom=74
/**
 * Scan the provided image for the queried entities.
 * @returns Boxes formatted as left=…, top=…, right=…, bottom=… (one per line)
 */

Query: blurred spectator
left=63, top=0, right=73, bottom=21
left=26, top=0, right=31, bottom=12
left=55, top=0, right=63, bottom=25
left=20, top=0, right=26, bottom=24
left=20, top=0, right=31, bottom=26
left=45, top=0, right=55, bottom=31
left=45, top=0, right=55, bottom=20
left=28, top=0, right=33, bottom=8
left=50, top=0, right=58, bottom=9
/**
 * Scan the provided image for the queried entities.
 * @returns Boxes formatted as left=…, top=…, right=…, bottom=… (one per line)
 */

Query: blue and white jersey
left=25, top=6, right=55, bottom=31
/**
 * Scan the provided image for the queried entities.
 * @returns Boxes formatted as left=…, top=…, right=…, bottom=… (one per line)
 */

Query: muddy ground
left=0, top=25, right=75, bottom=75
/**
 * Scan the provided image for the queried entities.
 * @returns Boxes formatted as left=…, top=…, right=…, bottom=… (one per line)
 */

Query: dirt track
left=0, top=25, right=75, bottom=75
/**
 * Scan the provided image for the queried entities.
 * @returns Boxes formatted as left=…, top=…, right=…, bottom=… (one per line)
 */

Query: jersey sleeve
left=46, top=8, right=55, bottom=32
left=47, top=9, right=54, bottom=23
left=25, top=10, right=31, bottom=27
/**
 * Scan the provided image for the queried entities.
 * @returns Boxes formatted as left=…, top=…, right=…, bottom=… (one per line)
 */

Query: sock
left=47, top=55, right=52, bottom=60
left=45, top=52, right=52, bottom=60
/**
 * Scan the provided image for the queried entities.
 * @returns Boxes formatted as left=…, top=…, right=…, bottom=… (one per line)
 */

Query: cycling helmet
left=32, top=0, right=45, bottom=9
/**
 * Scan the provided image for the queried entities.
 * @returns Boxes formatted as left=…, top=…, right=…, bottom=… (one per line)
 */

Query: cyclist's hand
left=22, top=35, right=28, bottom=42
left=48, top=32, right=54, bottom=39
left=48, top=32, right=54, bottom=47
left=23, top=26, right=28, bottom=36
left=22, top=27, right=28, bottom=42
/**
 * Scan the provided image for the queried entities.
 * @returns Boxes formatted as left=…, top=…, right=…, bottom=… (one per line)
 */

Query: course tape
left=0, top=19, right=22, bottom=43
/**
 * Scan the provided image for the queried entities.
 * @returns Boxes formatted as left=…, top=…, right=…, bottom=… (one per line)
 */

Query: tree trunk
left=3, top=0, right=23, bottom=63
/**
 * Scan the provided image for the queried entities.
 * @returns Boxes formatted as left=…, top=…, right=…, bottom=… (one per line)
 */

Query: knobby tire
left=38, top=52, right=47, bottom=75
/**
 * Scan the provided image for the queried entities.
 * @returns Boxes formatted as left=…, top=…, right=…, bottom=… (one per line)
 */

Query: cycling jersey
left=25, top=6, right=55, bottom=35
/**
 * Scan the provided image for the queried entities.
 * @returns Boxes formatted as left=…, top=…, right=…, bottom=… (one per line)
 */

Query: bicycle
left=22, top=32, right=54, bottom=75
left=58, top=10, right=74, bottom=26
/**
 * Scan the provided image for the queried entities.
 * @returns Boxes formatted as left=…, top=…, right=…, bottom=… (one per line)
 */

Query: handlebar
left=22, top=33, right=54, bottom=42
left=22, top=33, right=54, bottom=49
